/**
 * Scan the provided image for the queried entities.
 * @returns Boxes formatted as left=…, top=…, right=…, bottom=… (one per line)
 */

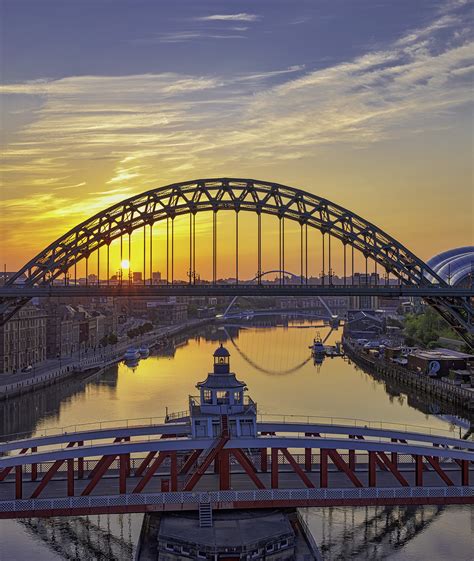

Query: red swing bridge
left=0, top=345, right=472, bottom=519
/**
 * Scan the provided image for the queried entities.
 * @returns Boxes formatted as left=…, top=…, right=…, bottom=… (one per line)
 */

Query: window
left=233, top=391, right=242, bottom=404
left=197, top=551, right=207, bottom=559
left=266, top=543, right=274, bottom=553
left=203, top=389, right=212, bottom=403
left=216, top=390, right=229, bottom=403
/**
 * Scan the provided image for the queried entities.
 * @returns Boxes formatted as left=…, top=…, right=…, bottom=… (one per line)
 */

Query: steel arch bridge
left=1, top=178, right=472, bottom=346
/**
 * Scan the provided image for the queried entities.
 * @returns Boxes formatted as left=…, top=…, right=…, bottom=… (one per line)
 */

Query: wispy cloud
left=132, top=31, right=246, bottom=44
left=196, top=13, right=260, bottom=22
left=1, top=3, right=472, bottom=253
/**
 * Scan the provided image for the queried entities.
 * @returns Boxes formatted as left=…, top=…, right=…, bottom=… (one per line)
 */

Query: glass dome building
left=427, top=246, right=474, bottom=287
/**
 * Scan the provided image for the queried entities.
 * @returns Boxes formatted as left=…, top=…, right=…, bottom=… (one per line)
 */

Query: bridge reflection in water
left=1, top=345, right=472, bottom=519
left=1, top=323, right=473, bottom=559
left=4, top=503, right=467, bottom=561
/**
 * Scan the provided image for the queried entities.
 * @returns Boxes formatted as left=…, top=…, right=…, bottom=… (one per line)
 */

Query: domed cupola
left=213, top=343, right=231, bottom=374
left=189, top=344, right=257, bottom=438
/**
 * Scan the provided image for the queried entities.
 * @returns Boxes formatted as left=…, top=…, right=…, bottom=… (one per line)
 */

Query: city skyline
left=1, top=0, right=473, bottom=276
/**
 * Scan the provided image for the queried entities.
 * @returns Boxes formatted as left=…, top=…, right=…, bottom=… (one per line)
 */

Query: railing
left=256, top=414, right=457, bottom=438
left=8, top=451, right=445, bottom=476
left=0, top=416, right=167, bottom=444
left=1, top=487, right=472, bottom=515
left=1, top=410, right=460, bottom=445
left=165, top=410, right=189, bottom=421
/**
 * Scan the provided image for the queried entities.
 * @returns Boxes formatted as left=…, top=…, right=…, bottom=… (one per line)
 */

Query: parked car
left=21, top=365, right=33, bottom=372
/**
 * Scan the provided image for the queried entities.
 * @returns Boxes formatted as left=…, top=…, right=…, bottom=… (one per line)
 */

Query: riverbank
left=343, top=338, right=474, bottom=415
left=0, top=318, right=213, bottom=400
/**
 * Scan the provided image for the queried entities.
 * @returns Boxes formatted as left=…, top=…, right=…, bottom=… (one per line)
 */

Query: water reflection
left=1, top=513, right=142, bottom=561
left=301, top=505, right=473, bottom=561
left=1, top=319, right=472, bottom=560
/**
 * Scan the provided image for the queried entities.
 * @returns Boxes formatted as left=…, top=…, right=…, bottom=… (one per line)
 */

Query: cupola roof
left=213, top=344, right=230, bottom=358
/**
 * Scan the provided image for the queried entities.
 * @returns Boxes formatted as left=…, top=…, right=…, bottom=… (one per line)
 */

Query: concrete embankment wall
left=343, top=338, right=473, bottom=415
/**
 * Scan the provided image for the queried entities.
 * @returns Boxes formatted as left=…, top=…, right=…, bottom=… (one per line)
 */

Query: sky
left=0, top=0, right=473, bottom=278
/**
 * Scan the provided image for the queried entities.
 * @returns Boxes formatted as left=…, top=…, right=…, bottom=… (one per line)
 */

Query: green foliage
left=127, top=323, right=153, bottom=339
left=99, top=332, right=118, bottom=347
left=403, top=308, right=460, bottom=348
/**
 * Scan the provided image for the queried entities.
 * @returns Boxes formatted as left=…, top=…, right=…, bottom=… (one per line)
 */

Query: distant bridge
left=0, top=416, right=472, bottom=518
left=1, top=178, right=472, bottom=346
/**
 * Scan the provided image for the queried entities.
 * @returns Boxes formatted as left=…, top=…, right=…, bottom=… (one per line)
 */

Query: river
left=1, top=319, right=472, bottom=560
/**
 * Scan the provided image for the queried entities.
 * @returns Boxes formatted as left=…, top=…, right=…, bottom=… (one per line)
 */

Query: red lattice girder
left=327, top=450, right=363, bottom=488
left=425, top=456, right=454, bottom=486
left=0, top=448, right=28, bottom=481
left=376, top=451, right=409, bottom=486
left=280, top=448, right=315, bottom=488
left=132, top=452, right=169, bottom=493
left=31, top=442, right=77, bottom=499
left=232, top=449, right=266, bottom=490
left=81, top=455, right=117, bottom=496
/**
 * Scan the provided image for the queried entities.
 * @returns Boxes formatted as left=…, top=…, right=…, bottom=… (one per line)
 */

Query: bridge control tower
left=189, top=344, right=257, bottom=438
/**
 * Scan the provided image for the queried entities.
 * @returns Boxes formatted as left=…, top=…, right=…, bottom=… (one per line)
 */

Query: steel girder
left=1, top=178, right=472, bottom=345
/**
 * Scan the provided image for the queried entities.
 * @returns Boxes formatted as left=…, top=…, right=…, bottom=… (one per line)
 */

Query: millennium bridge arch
left=1, top=178, right=472, bottom=346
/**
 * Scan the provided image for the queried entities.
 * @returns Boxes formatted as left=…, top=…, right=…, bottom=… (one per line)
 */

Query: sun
left=120, top=259, right=130, bottom=270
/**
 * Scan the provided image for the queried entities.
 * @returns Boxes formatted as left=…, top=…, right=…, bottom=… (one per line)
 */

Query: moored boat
left=124, top=347, right=140, bottom=361
left=309, top=332, right=325, bottom=355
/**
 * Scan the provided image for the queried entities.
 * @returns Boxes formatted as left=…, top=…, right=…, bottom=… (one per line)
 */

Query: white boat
left=139, top=345, right=150, bottom=358
left=124, top=347, right=140, bottom=361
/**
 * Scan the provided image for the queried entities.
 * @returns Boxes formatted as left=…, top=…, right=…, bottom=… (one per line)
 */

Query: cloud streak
left=196, top=13, right=260, bottom=22
left=1, top=4, right=472, bottom=257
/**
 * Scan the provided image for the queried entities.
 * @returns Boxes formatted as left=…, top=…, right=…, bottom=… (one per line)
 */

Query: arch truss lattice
left=2, top=178, right=472, bottom=346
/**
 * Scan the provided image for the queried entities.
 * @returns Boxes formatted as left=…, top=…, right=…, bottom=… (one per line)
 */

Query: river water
left=1, top=320, right=472, bottom=560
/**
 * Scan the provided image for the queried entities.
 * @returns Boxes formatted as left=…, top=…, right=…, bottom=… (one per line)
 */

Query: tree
left=403, top=308, right=460, bottom=348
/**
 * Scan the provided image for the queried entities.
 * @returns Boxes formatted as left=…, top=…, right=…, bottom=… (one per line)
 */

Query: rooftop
left=410, top=348, right=473, bottom=360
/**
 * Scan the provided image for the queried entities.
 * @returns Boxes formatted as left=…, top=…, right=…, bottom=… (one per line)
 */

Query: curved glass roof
left=427, top=246, right=474, bottom=286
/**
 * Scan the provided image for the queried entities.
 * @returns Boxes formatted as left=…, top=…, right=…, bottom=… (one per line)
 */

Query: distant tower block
left=189, top=344, right=257, bottom=438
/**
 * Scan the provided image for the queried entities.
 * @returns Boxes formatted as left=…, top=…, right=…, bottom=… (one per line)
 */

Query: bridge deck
left=1, top=284, right=472, bottom=298
left=1, top=463, right=472, bottom=518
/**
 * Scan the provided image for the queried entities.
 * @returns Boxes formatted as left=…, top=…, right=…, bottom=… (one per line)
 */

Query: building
left=119, top=297, right=188, bottom=324
left=344, top=310, right=385, bottom=339
left=0, top=304, right=47, bottom=374
left=277, top=296, right=348, bottom=316
left=45, top=304, right=80, bottom=358
left=189, top=344, right=257, bottom=439
left=155, top=347, right=295, bottom=560
left=407, top=348, right=473, bottom=377
left=156, top=510, right=295, bottom=561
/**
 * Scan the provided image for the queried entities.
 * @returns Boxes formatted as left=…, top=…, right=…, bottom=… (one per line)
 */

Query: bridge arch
left=2, top=178, right=472, bottom=345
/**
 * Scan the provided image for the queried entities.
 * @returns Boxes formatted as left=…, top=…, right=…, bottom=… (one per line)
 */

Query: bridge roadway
left=1, top=419, right=472, bottom=518
left=0, top=284, right=472, bottom=298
